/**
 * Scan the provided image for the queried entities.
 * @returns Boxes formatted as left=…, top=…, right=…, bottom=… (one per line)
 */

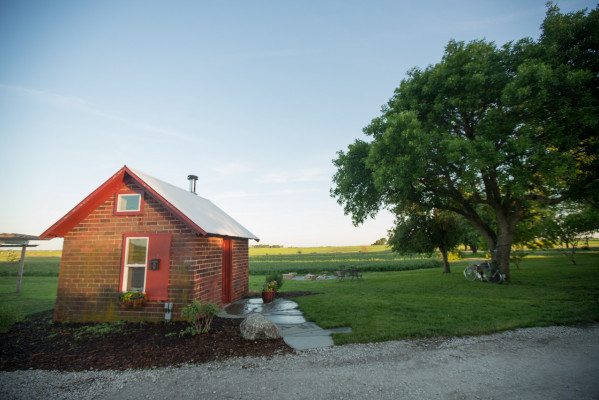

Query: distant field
left=3, top=241, right=597, bottom=279
left=249, top=245, right=443, bottom=276
left=249, top=245, right=388, bottom=256
left=249, top=250, right=441, bottom=275
left=0, top=250, right=61, bottom=277
left=0, top=250, right=62, bottom=259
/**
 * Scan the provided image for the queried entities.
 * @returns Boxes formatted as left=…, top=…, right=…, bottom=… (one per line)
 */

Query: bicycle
left=463, top=262, right=503, bottom=284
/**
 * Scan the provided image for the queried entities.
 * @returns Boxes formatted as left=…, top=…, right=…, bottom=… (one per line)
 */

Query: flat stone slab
left=284, top=335, right=334, bottom=351
left=264, top=299, right=300, bottom=312
left=327, top=326, right=353, bottom=334
left=291, top=275, right=338, bottom=281
left=277, top=322, right=329, bottom=337
left=222, top=298, right=300, bottom=317
left=264, top=313, right=306, bottom=325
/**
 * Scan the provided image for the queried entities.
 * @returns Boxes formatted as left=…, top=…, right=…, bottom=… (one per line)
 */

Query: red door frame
left=222, top=239, right=232, bottom=303
left=119, top=232, right=171, bottom=301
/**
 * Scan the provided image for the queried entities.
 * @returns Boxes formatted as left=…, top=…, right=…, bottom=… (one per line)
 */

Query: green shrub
left=0, top=304, right=22, bottom=333
left=73, top=321, right=127, bottom=340
left=180, top=300, right=220, bottom=335
left=265, top=272, right=284, bottom=291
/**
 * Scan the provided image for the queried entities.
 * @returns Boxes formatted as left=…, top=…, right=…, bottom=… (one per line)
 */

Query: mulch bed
left=0, top=292, right=316, bottom=372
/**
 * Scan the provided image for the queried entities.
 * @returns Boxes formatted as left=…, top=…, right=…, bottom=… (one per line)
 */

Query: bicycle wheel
left=483, top=269, right=503, bottom=284
left=464, top=266, right=477, bottom=281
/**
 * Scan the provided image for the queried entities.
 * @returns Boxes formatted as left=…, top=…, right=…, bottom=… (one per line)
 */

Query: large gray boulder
left=240, top=313, right=281, bottom=340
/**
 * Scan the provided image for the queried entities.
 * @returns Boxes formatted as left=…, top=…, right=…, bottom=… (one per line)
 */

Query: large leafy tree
left=331, top=4, right=598, bottom=281
left=540, top=4, right=599, bottom=207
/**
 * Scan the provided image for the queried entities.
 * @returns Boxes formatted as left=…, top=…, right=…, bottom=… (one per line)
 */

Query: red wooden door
left=222, top=239, right=232, bottom=303
left=145, top=233, right=171, bottom=301
left=119, top=232, right=171, bottom=301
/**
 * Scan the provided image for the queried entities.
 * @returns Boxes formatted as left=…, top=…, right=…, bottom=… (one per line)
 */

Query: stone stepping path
left=219, top=297, right=351, bottom=351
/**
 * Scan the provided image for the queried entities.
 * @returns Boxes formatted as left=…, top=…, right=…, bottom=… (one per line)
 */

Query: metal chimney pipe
left=187, top=175, right=198, bottom=194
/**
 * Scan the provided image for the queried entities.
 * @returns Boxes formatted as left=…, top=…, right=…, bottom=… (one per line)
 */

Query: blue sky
left=0, top=0, right=594, bottom=250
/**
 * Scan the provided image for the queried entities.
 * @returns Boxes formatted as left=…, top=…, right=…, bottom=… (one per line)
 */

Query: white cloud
left=258, top=168, right=331, bottom=184
left=0, top=84, right=191, bottom=140
left=212, top=188, right=314, bottom=200
left=212, top=162, right=252, bottom=176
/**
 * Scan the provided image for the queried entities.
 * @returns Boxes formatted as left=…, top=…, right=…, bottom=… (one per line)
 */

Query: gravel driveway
left=2, top=324, right=598, bottom=400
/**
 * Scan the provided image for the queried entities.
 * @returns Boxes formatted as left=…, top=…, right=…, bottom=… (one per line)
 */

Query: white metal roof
left=129, top=167, right=259, bottom=241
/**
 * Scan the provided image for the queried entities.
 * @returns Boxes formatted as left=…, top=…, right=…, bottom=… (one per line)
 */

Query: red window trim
left=114, top=191, right=144, bottom=216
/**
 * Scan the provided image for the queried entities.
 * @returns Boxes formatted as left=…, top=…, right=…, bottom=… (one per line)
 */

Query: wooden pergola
left=0, top=233, right=41, bottom=293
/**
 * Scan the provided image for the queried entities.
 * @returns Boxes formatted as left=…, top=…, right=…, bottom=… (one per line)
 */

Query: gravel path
left=2, top=324, right=598, bottom=400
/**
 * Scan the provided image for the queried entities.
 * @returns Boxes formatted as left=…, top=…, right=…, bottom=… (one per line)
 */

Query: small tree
left=5, top=251, right=19, bottom=276
left=388, top=210, right=463, bottom=273
left=372, top=238, right=388, bottom=246
left=542, top=204, right=599, bottom=264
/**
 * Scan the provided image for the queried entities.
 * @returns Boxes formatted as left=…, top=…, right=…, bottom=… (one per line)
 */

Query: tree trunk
left=494, top=242, right=512, bottom=281
left=473, top=217, right=516, bottom=282
left=458, top=195, right=522, bottom=282
left=565, top=247, right=577, bottom=265
left=440, top=246, right=451, bottom=273
left=492, top=212, right=519, bottom=282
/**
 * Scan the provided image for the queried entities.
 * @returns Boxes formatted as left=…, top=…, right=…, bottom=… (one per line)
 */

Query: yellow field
left=248, top=245, right=389, bottom=256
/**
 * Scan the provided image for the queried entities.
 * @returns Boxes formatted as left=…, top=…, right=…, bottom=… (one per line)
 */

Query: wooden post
left=16, top=245, right=27, bottom=294
left=1, top=235, right=41, bottom=293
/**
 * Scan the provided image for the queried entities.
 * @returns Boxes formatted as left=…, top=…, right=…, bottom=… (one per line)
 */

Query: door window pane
left=127, top=267, right=145, bottom=291
left=127, top=238, right=148, bottom=265
left=123, top=237, right=148, bottom=292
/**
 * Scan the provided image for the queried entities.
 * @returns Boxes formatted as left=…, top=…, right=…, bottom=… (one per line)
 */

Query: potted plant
left=261, top=281, right=277, bottom=303
left=118, top=291, right=147, bottom=309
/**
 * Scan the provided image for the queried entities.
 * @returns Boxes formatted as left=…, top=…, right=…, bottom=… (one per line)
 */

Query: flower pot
left=261, top=291, right=275, bottom=303
left=120, top=298, right=146, bottom=309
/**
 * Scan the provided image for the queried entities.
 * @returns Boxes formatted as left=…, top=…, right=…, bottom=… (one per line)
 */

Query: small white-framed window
left=121, top=237, right=148, bottom=292
left=116, top=193, right=142, bottom=213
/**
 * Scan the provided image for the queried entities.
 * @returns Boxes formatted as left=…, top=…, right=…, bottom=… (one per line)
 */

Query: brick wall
left=54, top=179, right=250, bottom=322
left=231, top=239, right=249, bottom=302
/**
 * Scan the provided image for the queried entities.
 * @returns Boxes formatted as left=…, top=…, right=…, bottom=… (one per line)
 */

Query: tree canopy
left=331, top=4, right=598, bottom=280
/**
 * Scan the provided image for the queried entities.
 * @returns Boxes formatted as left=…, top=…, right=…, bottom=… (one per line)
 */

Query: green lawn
left=2, top=249, right=598, bottom=345
left=252, top=252, right=599, bottom=345
left=0, top=276, right=58, bottom=330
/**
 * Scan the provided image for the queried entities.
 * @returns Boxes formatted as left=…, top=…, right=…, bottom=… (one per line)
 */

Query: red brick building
left=40, top=166, right=258, bottom=322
